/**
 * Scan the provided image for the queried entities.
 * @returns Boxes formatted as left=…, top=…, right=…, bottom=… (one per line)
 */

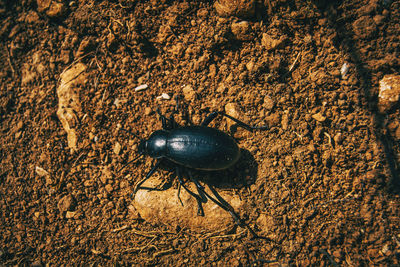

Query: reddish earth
left=1, top=0, right=399, bottom=265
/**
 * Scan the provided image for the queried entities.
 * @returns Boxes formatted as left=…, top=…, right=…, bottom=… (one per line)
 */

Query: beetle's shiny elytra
left=140, top=126, right=240, bottom=170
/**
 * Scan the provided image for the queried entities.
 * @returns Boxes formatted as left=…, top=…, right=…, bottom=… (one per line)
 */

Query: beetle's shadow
left=154, top=148, right=258, bottom=191
left=200, top=149, right=258, bottom=189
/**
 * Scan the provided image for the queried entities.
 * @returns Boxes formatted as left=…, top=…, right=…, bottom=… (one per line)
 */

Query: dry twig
left=6, top=45, right=16, bottom=76
left=153, top=248, right=175, bottom=258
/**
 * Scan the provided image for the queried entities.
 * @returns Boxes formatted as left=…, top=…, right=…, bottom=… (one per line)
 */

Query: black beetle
left=134, top=100, right=268, bottom=238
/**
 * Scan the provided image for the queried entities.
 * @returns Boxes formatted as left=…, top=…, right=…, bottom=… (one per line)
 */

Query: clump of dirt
left=1, top=0, right=399, bottom=265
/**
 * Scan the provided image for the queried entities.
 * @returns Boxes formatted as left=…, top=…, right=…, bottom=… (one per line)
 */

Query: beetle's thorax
left=145, top=130, right=168, bottom=158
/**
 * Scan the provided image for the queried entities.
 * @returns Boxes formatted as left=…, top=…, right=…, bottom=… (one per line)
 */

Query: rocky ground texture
left=1, top=0, right=399, bottom=265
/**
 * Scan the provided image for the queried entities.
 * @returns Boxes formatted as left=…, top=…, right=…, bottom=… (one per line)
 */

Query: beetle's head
left=142, top=130, right=168, bottom=159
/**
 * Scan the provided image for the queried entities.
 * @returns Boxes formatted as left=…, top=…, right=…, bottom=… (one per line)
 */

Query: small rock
left=225, top=103, right=244, bottom=129
left=35, top=166, right=49, bottom=177
left=263, top=95, right=274, bottom=110
left=261, top=33, right=287, bottom=51
left=216, top=83, right=226, bottom=93
left=281, top=190, right=290, bottom=201
left=312, top=112, right=326, bottom=122
left=114, top=142, right=122, bottom=155
left=144, top=107, right=152, bottom=115
left=134, top=179, right=243, bottom=232
left=57, top=63, right=87, bottom=152
left=134, top=84, right=148, bottom=92
left=114, top=98, right=127, bottom=108
left=182, top=85, right=196, bottom=102
left=100, top=167, right=112, bottom=184
left=284, top=155, right=293, bottom=166
left=58, top=195, right=76, bottom=213
left=46, top=2, right=66, bottom=17
left=373, top=14, right=386, bottom=25
left=331, top=69, right=341, bottom=78
left=84, top=180, right=93, bottom=187
left=36, top=0, right=51, bottom=12
left=334, top=132, right=344, bottom=145
left=100, top=175, right=108, bottom=185
left=281, top=113, right=289, bottom=130
left=25, top=11, right=40, bottom=23
left=381, top=243, right=391, bottom=256
left=16, top=121, right=24, bottom=131
left=214, top=0, right=256, bottom=18
left=156, top=93, right=171, bottom=100
left=21, top=66, right=37, bottom=85
left=225, top=102, right=241, bottom=118
left=197, top=8, right=209, bottom=18
left=340, top=62, right=349, bottom=79
left=105, top=184, right=113, bottom=193
left=209, top=64, right=217, bottom=78
left=378, top=74, right=400, bottom=113
left=14, top=131, right=22, bottom=139
left=65, top=211, right=75, bottom=219
left=231, top=21, right=252, bottom=41
left=246, top=61, right=255, bottom=72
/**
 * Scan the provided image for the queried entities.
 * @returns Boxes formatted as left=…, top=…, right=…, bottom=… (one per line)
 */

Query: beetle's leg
left=176, top=167, right=184, bottom=207
left=221, top=112, right=269, bottom=131
left=169, top=109, right=178, bottom=129
left=169, top=115, right=177, bottom=129
left=156, top=108, right=170, bottom=130
left=202, top=111, right=268, bottom=131
left=187, top=170, right=209, bottom=203
left=157, top=99, right=180, bottom=130
left=201, top=111, right=219, bottom=126
left=207, top=184, right=260, bottom=239
left=176, top=167, right=205, bottom=216
left=187, top=172, right=259, bottom=238
left=174, top=94, right=180, bottom=111
left=134, top=160, right=162, bottom=193
left=177, top=182, right=183, bottom=206
left=188, top=173, right=239, bottom=222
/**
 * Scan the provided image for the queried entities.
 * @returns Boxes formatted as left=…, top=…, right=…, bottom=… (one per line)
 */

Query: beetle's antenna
left=116, top=154, right=143, bottom=173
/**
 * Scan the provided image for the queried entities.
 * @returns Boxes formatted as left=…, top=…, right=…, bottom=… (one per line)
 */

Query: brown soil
left=1, top=0, right=400, bottom=265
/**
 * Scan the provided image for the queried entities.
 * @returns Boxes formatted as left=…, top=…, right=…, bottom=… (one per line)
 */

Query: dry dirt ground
left=1, top=0, right=400, bottom=265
